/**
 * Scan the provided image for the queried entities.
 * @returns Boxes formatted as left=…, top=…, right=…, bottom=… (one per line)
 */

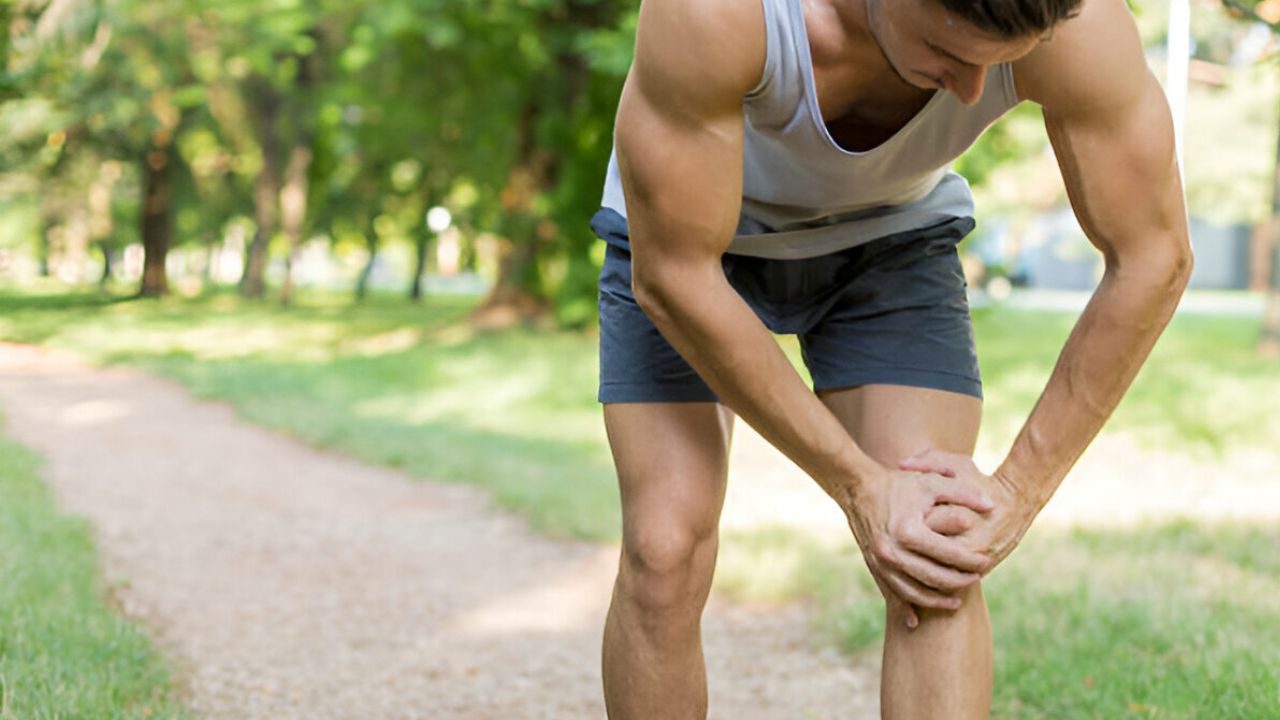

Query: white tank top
left=600, top=0, right=1022, bottom=259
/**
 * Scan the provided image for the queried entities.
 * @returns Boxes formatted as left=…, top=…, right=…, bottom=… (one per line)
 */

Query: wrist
left=826, top=446, right=887, bottom=508
left=993, top=461, right=1050, bottom=517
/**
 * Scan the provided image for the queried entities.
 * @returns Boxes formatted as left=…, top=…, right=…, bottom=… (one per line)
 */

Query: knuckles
left=874, top=540, right=896, bottom=565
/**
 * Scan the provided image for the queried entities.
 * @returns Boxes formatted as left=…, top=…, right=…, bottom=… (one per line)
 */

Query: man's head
left=865, top=0, right=1083, bottom=105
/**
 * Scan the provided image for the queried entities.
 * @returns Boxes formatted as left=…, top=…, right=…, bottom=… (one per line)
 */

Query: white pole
left=1166, top=0, right=1191, bottom=169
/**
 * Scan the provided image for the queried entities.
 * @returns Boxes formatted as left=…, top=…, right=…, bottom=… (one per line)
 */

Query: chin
left=905, top=69, right=943, bottom=91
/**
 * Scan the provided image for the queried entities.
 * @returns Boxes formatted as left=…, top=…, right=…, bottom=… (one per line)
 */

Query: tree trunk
left=356, top=215, right=379, bottom=301
left=37, top=217, right=53, bottom=277
left=279, top=41, right=317, bottom=308
left=98, top=242, right=113, bottom=288
left=471, top=101, right=555, bottom=325
left=241, top=76, right=282, bottom=299
left=409, top=226, right=431, bottom=302
left=279, top=143, right=313, bottom=307
left=89, top=160, right=119, bottom=290
left=139, top=142, right=174, bottom=297
left=1261, top=93, right=1280, bottom=358
left=473, top=39, right=595, bottom=326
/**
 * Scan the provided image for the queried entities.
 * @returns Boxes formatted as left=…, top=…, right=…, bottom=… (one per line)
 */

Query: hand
left=844, top=465, right=995, bottom=630
left=900, top=449, right=1035, bottom=574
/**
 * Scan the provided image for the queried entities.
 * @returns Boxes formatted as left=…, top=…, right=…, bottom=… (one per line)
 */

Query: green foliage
left=955, top=103, right=1048, bottom=193
left=8, top=0, right=1280, bottom=309
left=0, top=422, right=190, bottom=719
left=1, top=0, right=642, bottom=314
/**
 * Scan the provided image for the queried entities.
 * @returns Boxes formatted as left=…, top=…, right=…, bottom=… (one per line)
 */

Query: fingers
left=867, top=567, right=921, bottom=630
left=895, top=548, right=981, bottom=593
left=899, top=459, right=956, bottom=478
left=882, top=564, right=963, bottom=611
left=871, top=539, right=976, bottom=602
left=896, top=523, right=990, bottom=574
left=925, top=504, right=979, bottom=535
left=926, top=474, right=994, bottom=513
left=900, top=449, right=960, bottom=478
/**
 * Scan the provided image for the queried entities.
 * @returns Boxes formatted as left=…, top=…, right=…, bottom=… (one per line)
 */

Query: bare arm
left=910, top=0, right=1193, bottom=559
left=616, top=0, right=992, bottom=609
left=1002, top=0, right=1193, bottom=511
left=618, top=0, right=871, bottom=498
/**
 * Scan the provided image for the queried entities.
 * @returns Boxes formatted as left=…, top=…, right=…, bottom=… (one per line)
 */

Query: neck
left=854, top=0, right=927, bottom=92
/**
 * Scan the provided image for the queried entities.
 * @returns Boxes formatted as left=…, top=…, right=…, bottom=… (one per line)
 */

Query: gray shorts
left=592, top=208, right=982, bottom=404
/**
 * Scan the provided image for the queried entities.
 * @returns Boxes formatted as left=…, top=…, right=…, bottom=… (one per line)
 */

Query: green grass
left=0, top=288, right=621, bottom=540
left=0, top=288, right=1274, bottom=543
left=714, top=520, right=1280, bottom=718
left=1, top=287, right=1277, bottom=715
left=0, top=419, right=190, bottom=720
left=970, top=306, right=1280, bottom=457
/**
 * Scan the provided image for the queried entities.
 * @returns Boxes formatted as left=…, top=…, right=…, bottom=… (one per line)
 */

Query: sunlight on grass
left=1, top=288, right=1276, bottom=713
left=718, top=519, right=1280, bottom=718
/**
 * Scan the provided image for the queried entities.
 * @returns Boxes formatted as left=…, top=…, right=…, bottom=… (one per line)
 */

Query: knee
left=887, top=580, right=987, bottom=631
left=619, top=522, right=718, bottom=619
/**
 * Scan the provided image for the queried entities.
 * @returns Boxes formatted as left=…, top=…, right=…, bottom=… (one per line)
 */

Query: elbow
left=1108, top=235, right=1194, bottom=298
left=631, top=264, right=677, bottom=326
left=1165, top=240, right=1194, bottom=296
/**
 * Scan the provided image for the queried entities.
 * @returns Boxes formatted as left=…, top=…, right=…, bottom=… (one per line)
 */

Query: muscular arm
left=992, top=0, right=1193, bottom=529
left=617, top=0, right=880, bottom=499
left=912, top=0, right=1191, bottom=566
left=617, top=0, right=991, bottom=609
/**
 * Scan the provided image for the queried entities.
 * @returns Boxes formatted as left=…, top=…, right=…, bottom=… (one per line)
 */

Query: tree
left=4, top=0, right=211, bottom=297
left=1218, top=0, right=1280, bottom=354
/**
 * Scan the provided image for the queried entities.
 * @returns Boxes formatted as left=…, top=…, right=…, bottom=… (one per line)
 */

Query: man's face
left=865, top=0, right=1045, bottom=105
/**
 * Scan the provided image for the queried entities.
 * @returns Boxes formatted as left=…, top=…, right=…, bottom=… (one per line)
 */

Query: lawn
left=1, top=287, right=1275, bottom=540
left=1, top=286, right=1277, bottom=716
left=715, top=520, right=1280, bottom=718
left=0, top=417, right=190, bottom=720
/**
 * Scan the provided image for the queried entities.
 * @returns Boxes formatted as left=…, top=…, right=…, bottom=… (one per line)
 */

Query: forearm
left=635, top=267, right=884, bottom=501
left=996, top=250, right=1191, bottom=511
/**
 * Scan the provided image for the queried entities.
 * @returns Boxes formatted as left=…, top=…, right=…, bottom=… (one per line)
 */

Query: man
left=589, top=0, right=1192, bottom=715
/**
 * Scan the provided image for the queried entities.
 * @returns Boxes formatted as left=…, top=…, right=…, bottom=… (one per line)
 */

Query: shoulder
left=1013, top=0, right=1157, bottom=119
left=627, top=0, right=767, bottom=121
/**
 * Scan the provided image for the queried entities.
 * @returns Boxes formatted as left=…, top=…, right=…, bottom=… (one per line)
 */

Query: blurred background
left=1, top=0, right=1279, bottom=717
left=1, top=0, right=1278, bottom=327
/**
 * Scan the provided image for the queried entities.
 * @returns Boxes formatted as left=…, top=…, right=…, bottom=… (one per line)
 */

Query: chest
left=803, top=8, right=936, bottom=152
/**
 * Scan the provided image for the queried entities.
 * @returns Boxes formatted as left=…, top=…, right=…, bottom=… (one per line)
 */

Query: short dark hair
left=935, top=0, right=1083, bottom=39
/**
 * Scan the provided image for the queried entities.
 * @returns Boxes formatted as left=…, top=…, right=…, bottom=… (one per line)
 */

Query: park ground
left=1, top=287, right=1278, bottom=718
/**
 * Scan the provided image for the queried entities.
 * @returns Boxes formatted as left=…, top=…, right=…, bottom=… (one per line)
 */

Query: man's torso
left=599, top=0, right=1021, bottom=258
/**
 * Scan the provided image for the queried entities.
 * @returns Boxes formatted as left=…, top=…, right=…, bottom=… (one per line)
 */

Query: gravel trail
left=0, top=343, right=877, bottom=720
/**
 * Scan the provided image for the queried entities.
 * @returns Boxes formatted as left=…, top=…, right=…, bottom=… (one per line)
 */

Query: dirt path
left=0, top=343, right=877, bottom=720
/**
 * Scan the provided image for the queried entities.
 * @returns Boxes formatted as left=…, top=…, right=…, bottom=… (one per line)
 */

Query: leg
left=601, top=401, right=734, bottom=720
left=819, top=383, right=991, bottom=720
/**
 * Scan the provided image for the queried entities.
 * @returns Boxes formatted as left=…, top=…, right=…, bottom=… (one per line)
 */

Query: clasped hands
left=845, top=449, right=1032, bottom=629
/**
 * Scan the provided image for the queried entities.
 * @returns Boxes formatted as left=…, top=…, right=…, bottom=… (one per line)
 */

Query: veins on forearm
left=1003, top=268, right=1182, bottom=498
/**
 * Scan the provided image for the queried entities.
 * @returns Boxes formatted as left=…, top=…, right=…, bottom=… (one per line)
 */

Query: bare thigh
left=603, top=402, right=735, bottom=565
left=818, top=383, right=981, bottom=464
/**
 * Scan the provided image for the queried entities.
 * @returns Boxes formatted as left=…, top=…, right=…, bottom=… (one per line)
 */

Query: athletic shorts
left=591, top=207, right=983, bottom=404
